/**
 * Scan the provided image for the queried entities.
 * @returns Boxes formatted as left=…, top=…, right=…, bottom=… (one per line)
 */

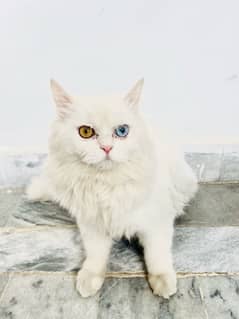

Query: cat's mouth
left=97, top=156, right=115, bottom=170
left=105, top=154, right=111, bottom=161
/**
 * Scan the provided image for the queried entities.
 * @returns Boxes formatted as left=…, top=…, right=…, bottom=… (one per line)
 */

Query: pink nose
left=100, top=145, right=113, bottom=154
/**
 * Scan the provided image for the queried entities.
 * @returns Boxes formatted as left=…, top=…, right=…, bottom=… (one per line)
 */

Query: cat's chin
left=95, top=158, right=115, bottom=170
left=79, top=154, right=123, bottom=170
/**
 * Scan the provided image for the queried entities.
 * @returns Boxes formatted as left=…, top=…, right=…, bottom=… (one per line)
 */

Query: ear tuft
left=50, top=79, right=73, bottom=118
left=124, top=78, right=144, bottom=110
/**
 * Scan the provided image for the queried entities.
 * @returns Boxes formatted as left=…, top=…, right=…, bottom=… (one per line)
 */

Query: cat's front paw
left=76, top=269, right=105, bottom=298
left=26, top=177, right=51, bottom=202
left=148, top=271, right=177, bottom=299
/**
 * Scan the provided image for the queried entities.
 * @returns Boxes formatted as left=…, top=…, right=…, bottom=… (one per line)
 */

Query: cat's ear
left=50, top=79, right=73, bottom=118
left=124, top=78, right=144, bottom=110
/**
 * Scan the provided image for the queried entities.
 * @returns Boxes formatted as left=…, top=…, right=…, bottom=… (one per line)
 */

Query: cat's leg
left=139, top=220, right=177, bottom=299
left=26, top=175, right=52, bottom=202
left=76, top=224, right=112, bottom=298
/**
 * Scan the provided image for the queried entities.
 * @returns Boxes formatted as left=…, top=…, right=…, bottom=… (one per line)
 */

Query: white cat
left=27, top=79, right=198, bottom=299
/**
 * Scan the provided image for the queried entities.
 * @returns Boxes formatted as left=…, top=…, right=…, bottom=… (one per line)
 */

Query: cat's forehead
left=72, top=95, right=135, bottom=126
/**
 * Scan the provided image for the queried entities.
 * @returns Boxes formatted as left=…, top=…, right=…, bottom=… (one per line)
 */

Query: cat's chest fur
left=50, top=159, right=154, bottom=236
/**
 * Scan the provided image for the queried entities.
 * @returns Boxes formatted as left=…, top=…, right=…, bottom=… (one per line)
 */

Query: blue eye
left=114, top=124, right=129, bottom=138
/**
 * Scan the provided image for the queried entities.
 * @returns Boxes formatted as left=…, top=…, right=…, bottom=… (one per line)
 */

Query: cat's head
left=50, top=79, right=147, bottom=169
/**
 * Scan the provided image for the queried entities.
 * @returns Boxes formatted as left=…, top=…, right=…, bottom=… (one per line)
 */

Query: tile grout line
left=0, top=271, right=238, bottom=278
left=177, top=224, right=239, bottom=228
left=1, top=224, right=239, bottom=233
left=0, top=225, right=77, bottom=233
left=1, top=180, right=239, bottom=194
left=218, top=145, right=225, bottom=182
left=199, top=180, right=239, bottom=185
left=0, top=273, right=13, bottom=304
left=198, top=278, right=209, bottom=319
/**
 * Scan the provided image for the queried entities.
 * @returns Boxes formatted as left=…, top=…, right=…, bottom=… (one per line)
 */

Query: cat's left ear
left=50, top=79, right=74, bottom=119
left=124, top=78, right=144, bottom=110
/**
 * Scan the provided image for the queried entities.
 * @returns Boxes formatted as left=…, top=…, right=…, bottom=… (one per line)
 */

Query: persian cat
left=27, top=79, right=198, bottom=298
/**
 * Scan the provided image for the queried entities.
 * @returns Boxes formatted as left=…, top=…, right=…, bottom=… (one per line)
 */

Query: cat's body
left=27, top=79, right=198, bottom=299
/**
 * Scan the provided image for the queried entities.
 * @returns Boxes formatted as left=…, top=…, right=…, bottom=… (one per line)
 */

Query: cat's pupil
left=114, top=124, right=129, bottom=138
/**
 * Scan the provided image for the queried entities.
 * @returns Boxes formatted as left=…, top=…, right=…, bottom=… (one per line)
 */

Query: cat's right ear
left=50, top=79, right=73, bottom=119
left=124, top=78, right=144, bottom=111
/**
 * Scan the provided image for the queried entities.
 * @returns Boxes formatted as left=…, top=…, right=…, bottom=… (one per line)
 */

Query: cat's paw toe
left=76, top=269, right=104, bottom=298
left=148, top=272, right=177, bottom=299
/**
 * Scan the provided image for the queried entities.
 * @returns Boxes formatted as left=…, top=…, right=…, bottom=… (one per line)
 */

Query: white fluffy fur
left=27, top=79, right=198, bottom=299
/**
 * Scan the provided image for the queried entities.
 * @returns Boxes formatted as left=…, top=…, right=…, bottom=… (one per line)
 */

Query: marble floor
left=0, top=150, right=239, bottom=318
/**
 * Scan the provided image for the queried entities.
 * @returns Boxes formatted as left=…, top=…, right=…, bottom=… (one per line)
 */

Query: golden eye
left=78, top=126, right=95, bottom=138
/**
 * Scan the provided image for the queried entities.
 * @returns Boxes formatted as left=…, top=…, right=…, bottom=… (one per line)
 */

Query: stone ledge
left=1, top=150, right=239, bottom=188
left=0, top=227, right=238, bottom=273
left=1, top=184, right=239, bottom=228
